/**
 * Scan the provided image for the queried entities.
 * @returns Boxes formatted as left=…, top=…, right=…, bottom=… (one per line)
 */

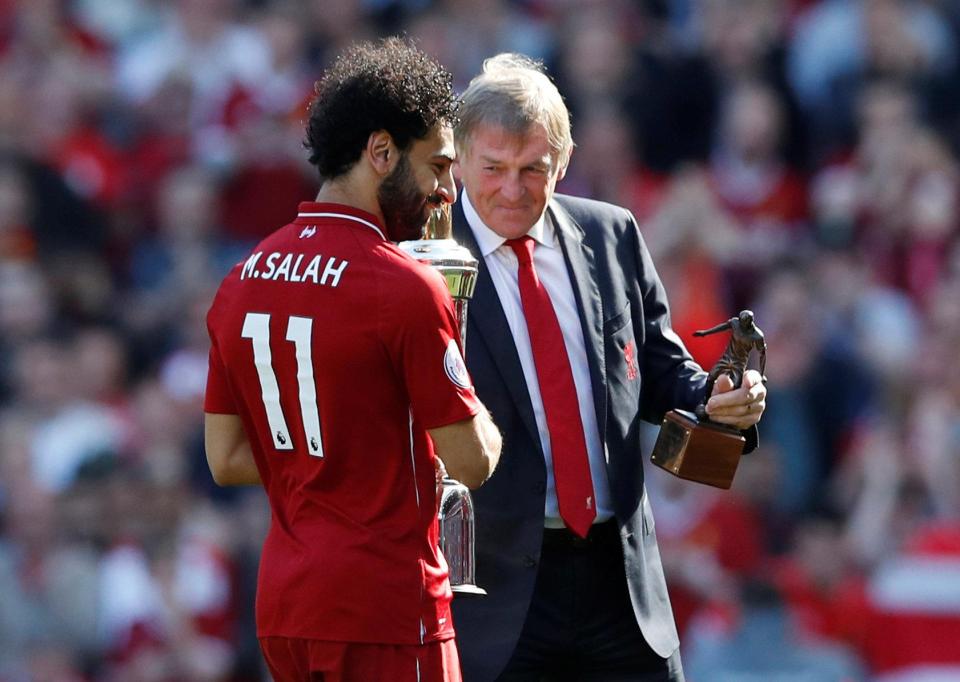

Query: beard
left=378, top=153, right=434, bottom=242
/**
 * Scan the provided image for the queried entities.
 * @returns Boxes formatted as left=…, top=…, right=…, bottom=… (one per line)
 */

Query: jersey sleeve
left=382, top=265, right=482, bottom=430
left=204, top=316, right=238, bottom=415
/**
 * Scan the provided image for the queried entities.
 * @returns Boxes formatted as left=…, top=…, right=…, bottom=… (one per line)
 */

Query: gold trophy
left=398, top=205, right=485, bottom=595
left=650, top=310, right=766, bottom=489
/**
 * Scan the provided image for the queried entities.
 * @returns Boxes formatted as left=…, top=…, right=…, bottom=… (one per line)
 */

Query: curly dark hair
left=304, top=37, right=460, bottom=180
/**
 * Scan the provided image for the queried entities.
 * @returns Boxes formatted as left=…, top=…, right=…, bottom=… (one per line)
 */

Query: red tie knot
left=506, top=236, right=535, bottom=265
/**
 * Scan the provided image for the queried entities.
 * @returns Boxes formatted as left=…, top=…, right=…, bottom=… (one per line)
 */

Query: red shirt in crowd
left=204, top=202, right=481, bottom=645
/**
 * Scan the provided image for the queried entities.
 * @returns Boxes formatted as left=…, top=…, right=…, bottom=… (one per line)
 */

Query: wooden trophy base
left=650, top=409, right=745, bottom=489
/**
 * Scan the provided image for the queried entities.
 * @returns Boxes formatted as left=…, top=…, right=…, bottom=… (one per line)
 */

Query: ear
left=366, top=130, right=397, bottom=176
left=555, top=147, right=572, bottom=182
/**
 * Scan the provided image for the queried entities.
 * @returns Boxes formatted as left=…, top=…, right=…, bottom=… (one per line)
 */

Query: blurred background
left=0, top=0, right=959, bottom=680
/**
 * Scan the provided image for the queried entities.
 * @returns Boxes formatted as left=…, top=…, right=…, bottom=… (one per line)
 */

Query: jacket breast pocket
left=603, top=303, right=631, bottom=336
left=604, top=303, right=641, bottom=408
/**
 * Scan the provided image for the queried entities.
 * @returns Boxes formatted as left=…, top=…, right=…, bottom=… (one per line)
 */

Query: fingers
left=706, top=381, right=765, bottom=410
left=706, top=405, right=764, bottom=431
left=706, top=401, right=765, bottom=427
left=710, top=373, right=735, bottom=395
left=704, top=370, right=767, bottom=430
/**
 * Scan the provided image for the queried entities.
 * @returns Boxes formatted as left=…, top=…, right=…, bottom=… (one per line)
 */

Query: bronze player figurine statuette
left=693, top=310, right=767, bottom=420
left=650, top=310, right=766, bottom=489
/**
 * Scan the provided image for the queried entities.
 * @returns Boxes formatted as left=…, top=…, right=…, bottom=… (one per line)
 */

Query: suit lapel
left=451, top=201, right=543, bottom=452
left=548, top=201, right=607, bottom=435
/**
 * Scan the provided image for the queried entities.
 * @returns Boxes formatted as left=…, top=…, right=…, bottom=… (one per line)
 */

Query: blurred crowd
left=0, top=0, right=959, bottom=680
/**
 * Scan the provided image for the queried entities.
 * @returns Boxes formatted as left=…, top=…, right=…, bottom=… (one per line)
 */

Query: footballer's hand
left=704, top=369, right=766, bottom=431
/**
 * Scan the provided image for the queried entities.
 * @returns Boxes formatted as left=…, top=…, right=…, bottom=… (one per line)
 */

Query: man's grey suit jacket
left=450, top=193, right=710, bottom=681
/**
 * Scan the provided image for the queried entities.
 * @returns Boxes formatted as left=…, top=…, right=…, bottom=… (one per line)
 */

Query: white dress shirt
left=462, top=191, right=612, bottom=528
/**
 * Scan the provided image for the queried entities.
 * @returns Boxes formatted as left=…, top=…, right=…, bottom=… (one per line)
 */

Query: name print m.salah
left=239, top=250, right=349, bottom=288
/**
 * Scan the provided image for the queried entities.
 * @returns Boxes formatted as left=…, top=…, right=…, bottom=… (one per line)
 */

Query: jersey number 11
left=241, top=312, right=324, bottom=457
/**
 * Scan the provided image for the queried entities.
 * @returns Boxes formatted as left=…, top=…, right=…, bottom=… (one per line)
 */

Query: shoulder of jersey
left=240, top=219, right=364, bottom=256
left=373, top=242, right=451, bottom=299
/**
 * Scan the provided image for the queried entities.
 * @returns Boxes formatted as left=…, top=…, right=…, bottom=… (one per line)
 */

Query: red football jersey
left=204, top=202, right=481, bottom=645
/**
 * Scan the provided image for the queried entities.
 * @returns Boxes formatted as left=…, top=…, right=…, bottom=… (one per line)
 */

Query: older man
left=449, top=54, right=766, bottom=681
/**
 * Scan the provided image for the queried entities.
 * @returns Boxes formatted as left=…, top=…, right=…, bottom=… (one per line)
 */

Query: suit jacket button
left=534, top=482, right=546, bottom=494
left=522, top=555, right=537, bottom=568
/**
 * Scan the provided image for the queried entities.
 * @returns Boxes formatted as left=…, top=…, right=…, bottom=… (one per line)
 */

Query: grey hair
left=455, top=53, right=573, bottom=171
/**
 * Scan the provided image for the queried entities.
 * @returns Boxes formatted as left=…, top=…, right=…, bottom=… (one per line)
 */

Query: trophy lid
left=397, top=238, right=478, bottom=268
left=397, top=239, right=478, bottom=300
left=397, top=207, right=478, bottom=300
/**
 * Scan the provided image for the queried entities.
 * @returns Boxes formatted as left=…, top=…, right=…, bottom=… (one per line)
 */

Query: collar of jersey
left=295, top=202, right=387, bottom=241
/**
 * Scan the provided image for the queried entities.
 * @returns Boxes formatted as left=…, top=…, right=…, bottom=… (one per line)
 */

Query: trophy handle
left=453, top=300, right=469, bottom=355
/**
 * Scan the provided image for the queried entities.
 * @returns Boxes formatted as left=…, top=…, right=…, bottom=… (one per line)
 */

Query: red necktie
left=507, top=236, right=596, bottom=538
